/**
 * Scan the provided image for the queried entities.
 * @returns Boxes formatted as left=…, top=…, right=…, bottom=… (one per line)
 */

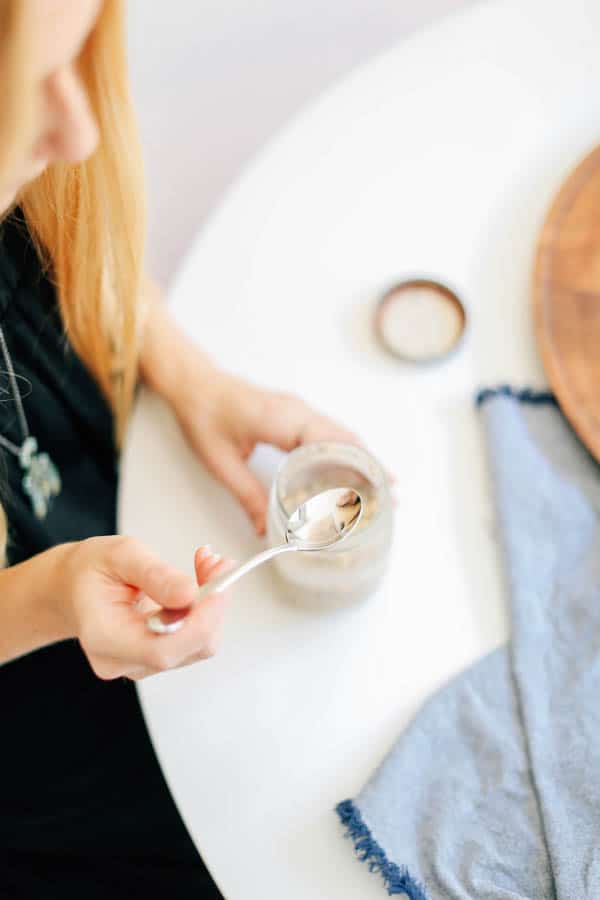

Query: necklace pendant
left=19, top=436, right=62, bottom=520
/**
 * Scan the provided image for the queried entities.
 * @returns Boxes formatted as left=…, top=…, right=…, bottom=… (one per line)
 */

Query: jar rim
left=273, top=440, right=390, bottom=546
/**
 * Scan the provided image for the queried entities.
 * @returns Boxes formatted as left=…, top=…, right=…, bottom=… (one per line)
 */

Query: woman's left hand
left=138, top=282, right=363, bottom=535
left=172, top=364, right=360, bottom=536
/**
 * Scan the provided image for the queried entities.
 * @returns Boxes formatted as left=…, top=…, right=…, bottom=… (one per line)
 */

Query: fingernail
left=147, top=612, right=187, bottom=635
left=207, top=553, right=222, bottom=565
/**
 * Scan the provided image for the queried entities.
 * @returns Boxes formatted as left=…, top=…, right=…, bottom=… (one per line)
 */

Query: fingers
left=74, top=537, right=234, bottom=682
left=87, top=581, right=227, bottom=678
left=144, top=548, right=233, bottom=636
left=297, top=417, right=362, bottom=449
left=258, top=398, right=397, bottom=490
left=255, top=393, right=358, bottom=456
left=257, top=394, right=363, bottom=453
left=280, top=407, right=398, bottom=491
left=110, top=537, right=199, bottom=611
left=205, top=441, right=269, bottom=535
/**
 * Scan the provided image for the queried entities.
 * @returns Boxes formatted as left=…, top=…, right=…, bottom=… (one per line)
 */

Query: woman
left=0, top=1, right=358, bottom=896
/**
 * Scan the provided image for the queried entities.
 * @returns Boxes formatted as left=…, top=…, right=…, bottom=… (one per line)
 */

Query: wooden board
left=534, top=143, right=600, bottom=461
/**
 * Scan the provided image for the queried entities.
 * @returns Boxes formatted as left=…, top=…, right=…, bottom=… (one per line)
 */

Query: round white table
left=119, top=1, right=600, bottom=896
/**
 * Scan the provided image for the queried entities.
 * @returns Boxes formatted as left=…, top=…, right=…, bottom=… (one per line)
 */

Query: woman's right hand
left=54, top=535, right=232, bottom=681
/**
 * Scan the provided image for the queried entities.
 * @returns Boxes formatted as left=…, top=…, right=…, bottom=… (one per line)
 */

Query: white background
left=127, top=0, right=471, bottom=286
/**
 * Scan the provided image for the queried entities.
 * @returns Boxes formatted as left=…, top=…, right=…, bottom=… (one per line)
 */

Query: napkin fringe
left=336, top=799, right=428, bottom=899
left=476, top=385, right=557, bottom=407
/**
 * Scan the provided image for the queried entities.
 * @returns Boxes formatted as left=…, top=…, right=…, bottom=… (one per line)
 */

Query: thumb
left=114, top=539, right=198, bottom=611
left=208, top=443, right=268, bottom=535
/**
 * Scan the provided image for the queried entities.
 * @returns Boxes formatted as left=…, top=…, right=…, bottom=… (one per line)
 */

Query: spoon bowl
left=285, top=487, right=363, bottom=549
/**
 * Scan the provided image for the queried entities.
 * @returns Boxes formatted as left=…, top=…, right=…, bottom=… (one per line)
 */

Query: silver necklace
left=0, top=324, right=61, bottom=519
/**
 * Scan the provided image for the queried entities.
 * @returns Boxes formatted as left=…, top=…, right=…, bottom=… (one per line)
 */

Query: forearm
left=0, top=543, right=74, bottom=665
left=138, top=277, right=216, bottom=407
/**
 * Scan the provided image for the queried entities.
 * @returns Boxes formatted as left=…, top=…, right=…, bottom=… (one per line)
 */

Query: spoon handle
left=145, top=542, right=297, bottom=634
left=200, top=542, right=296, bottom=595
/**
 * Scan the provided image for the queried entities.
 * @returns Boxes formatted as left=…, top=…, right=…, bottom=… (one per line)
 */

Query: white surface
left=127, top=0, right=470, bottom=285
left=119, top=1, right=600, bottom=897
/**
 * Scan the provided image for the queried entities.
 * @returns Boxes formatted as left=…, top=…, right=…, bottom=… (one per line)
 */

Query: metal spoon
left=146, top=487, right=363, bottom=635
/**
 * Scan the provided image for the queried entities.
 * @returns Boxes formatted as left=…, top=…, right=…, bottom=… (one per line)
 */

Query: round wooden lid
left=374, top=279, right=467, bottom=363
left=534, top=143, right=600, bottom=461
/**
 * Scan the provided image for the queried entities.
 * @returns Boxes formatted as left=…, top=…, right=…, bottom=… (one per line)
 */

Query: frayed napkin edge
left=336, top=799, right=428, bottom=899
left=475, top=385, right=557, bottom=408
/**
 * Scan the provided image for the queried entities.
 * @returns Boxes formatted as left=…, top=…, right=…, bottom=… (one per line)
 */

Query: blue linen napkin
left=337, top=387, right=600, bottom=899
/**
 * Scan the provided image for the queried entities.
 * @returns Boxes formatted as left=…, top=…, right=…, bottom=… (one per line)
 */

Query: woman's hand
left=172, top=365, right=360, bottom=536
left=138, top=280, right=369, bottom=535
left=55, top=536, right=232, bottom=681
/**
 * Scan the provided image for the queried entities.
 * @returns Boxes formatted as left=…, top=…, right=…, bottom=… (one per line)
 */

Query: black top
left=0, top=213, right=221, bottom=899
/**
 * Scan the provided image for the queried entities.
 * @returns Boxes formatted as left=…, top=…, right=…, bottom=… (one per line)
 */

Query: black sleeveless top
left=0, top=213, right=221, bottom=898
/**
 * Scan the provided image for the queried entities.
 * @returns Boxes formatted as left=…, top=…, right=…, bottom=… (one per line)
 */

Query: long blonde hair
left=0, top=0, right=147, bottom=564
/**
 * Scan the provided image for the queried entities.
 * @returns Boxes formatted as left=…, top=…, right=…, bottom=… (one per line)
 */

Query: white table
left=119, top=1, right=600, bottom=896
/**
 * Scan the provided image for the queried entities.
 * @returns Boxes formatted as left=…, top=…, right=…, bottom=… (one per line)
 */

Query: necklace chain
left=0, top=323, right=30, bottom=455
left=0, top=321, right=62, bottom=520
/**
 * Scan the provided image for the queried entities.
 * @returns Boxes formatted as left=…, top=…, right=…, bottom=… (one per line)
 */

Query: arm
left=0, top=543, right=73, bottom=664
left=137, top=276, right=216, bottom=408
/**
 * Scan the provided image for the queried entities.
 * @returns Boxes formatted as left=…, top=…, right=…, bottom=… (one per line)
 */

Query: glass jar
left=266, top=442, right=394, bottom=609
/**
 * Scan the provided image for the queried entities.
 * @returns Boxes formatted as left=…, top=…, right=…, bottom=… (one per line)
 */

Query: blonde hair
left=0, top=0, right=147, bottom=565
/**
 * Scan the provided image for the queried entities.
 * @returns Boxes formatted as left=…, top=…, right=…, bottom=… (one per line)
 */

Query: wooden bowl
left=534, top=143, right=600, bottom=461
